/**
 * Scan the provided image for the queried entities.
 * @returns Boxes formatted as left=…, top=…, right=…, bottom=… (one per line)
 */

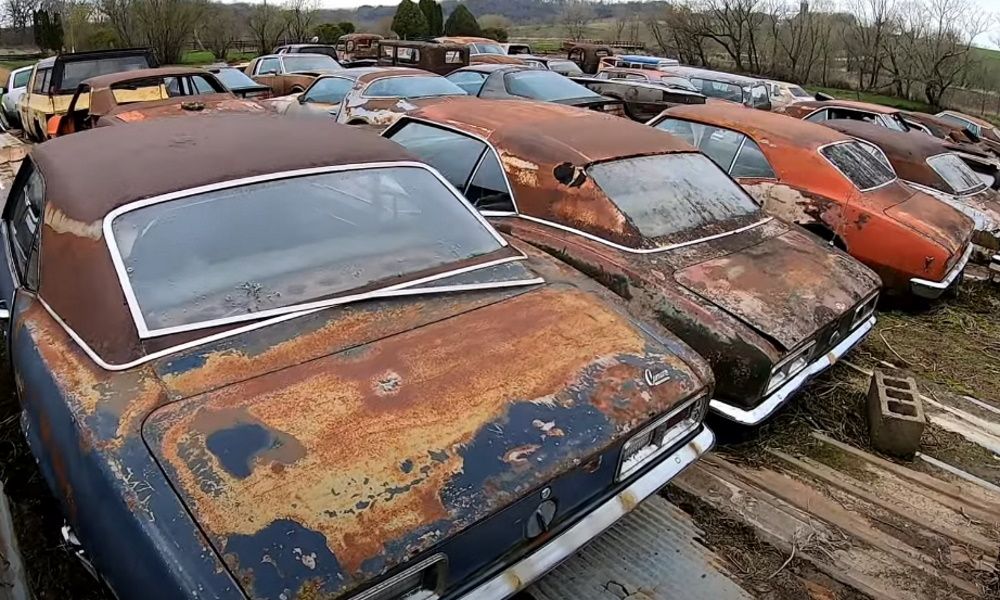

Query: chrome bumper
left=710, top=315, right=876, bottom=425
left=910, top=244, right=973, bottom=299
left=460, top=426, right=715, bottom=599
left=991, top=254, right=1000, bottom=276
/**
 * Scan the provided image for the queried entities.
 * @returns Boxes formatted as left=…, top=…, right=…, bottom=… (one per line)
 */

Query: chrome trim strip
left=910, top=243, right=973, bottom=298
left=101, top=161, right=509, bottom=338
left=38, top=275, right=543, bottom=372
left=710, top=315, right=876, bottom=425
left=516, top=213, right=773, bottom=255
left=460, top=426, right=715, bottom=599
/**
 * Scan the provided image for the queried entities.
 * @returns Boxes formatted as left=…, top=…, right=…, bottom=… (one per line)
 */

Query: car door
left=253, top=57, right=283, bottom=94
left=0, top=159, right=45, bottom=333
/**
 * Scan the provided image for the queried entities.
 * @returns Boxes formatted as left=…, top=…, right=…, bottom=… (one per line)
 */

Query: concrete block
left=867, top=370, right=925, bottom=458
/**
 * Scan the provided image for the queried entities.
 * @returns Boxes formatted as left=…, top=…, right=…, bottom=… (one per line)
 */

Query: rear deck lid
left=884, top=187, right=972, bottom=255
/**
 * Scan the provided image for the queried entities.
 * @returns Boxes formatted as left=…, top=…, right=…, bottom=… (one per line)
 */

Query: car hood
left=102, top=96, right=266, bottom=124
left=884, top=188, right=972, bottom=255
left=674, top=229, right=879, bottom=350
left=141, top=282, right=703, bottom=599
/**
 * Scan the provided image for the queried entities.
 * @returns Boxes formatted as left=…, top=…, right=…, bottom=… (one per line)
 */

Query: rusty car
left=335, top=33, right=383, bottom=66
left=325, top=66, right=466, bottom=128
left=653, top=103, right=975, bottom=299
left=19, top=48, right=156, bottom=142
left=593, top=67, right=700, bottom=93
left=204, top=65, right=271, bottom=99
left=657, top=66, right=771, bottom=110
left=384, top=98, right=882, bottom=426
left=935, top=110, right=1000, bottom=151
left=763, top=80, right=811, bottom=111
left=564, top=42, right=615, bottom=74
left=435, top=36, right=524, bottom=66
left=273, top=43, right=339, bottom=59
left=47, top=67, right=266, bottom=137
left=0, top=113, right=716, bottom=599
left=377, top=40, right=469, bottom=75
left=513, top=55, right=584, bottom=76
left=822, top=118, right=1000, bottom=269
left=245, top=53, right=343, bottom=95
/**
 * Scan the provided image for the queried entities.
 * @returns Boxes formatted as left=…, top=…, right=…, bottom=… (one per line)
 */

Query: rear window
left=213, top=68, right=259, bottom=90
left=283, top=55, right=342, bottom=72
left=504, top=70, right=600, bottom=101
left=927, top=153, right=986, bottom=195
left=690, top=78, right=743, bottom=103
left=548, top=60, right=583, bottom=75
left=821, top=142, right=896, bottom=191
left=60, top=55, right=152, bottom=91
left=364, top=76, right=466, bottom=98
left=472, top=43, right=505, bottom=55
left=588, top=153, right=760, bottom=240
left=298, top=46, right=338, bottom=59
left=789, top=85, right=810, bottom=98
left=109, top=166, right=504, bottom=334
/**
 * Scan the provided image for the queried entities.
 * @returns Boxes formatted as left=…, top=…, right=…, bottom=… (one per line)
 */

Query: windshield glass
left=927, top=153, right=986, bottom=195
left=505, top=71, right=600, bottom=101
left=473, top=43, right=505, bottom=55
left=111, top=167, right=504, bottom=332
left=789, top=85, right=810, bottom=98
left=549, top=60, right=583, bottom=75
left=882, top=113, right=909, bottom=132
left=588, top=153, right=760, bottom=241
left=12, top=69, right=31, bottom=88
left=283, top=55, right=342, bottom=72
left=659, top=76, right=698, bottom=91
left=690, top=77, right=743, bottom=103
left=61, top=55, right=152, bottom=91
left=821, top=142, right=896, bottom=191
left=365, top=75, right=466, bottom=98
left=214, top=68, right=259, bottom=90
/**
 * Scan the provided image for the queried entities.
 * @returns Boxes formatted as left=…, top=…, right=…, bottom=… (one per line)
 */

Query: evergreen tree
left=391, top=0, right=429, bottom=40
left=444, top=4, right=481, bottom=37
left=338, top=21, right=356, bottom=35
left=418, top=0, right=443, bottom=37
left=313, top=23, right=344, bottom=44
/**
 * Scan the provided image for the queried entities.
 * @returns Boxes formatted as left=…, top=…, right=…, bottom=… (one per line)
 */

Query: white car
left=1, top=65, right=32, bottom=129
left=765, top=79, right=812, bottom=110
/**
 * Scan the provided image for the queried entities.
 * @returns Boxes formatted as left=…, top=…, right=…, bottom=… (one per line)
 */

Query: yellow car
left=19, top=48, right=155, bottom=141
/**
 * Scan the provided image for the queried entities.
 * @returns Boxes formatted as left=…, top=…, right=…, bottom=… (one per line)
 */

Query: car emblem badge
left=525, top=499, right=557, bottom=539
left=644, top=369, right=672, bottom=387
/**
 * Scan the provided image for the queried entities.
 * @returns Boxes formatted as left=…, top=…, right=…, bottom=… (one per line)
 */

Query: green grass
left=179, top=50, right=257, bottom=65
left=0, top=59, right=40, bottom=71
left=807, top=86, right=935, bottom=113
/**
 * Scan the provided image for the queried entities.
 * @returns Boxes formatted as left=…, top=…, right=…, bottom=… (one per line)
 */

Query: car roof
left=938, top=110, right=995, bottom=129
left=822, top=118, right=949, bottom=158
left=660, top=66, right=763, bottom=85
left=34, top=114, right=418, bottom=364
left=353, top=66, right=431, bottom=84
left=794, top=99, right=898, bottom=115
left=436, top=36, right=498, bottom=45
left=665, top=102, right=850, bottom=150
left=81, top=66, right=212, bottom=89
left=453, top=64, right=531, bottom=74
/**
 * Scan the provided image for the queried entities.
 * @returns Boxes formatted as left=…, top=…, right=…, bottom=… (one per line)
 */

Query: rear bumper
left=458, top=425, right=715, bottom=599
left=991, top=254, right=1000, bottom=276
left=710, top=315, right=876, bottom=425
left=910, top=244, right=973, bottom=299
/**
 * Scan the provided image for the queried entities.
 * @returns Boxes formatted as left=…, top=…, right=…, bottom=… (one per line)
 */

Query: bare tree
left=910, top=0, right=986, bottom=107
left=283, top=0, right=316, bottom=43
left=132, top=0, right=205, bottom=64
left=561, top=0, right=594, bottom=41
left=613, top=10, right=628, bottom=41
left=5, top=0, right=39, bottom=31
left=95, top=0, right=137, bottom=45
left=197, top=3, right=238, bottom=59
left=766, top=0, right=823, bottom=81
left=845, top=0, right=897, bottom=90
left=694, top=0, right=767, bottom=72
left=247, top=0, right=286, bottom=54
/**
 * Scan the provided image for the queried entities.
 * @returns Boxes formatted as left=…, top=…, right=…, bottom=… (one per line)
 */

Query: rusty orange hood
left=674, top=229, right=880, bottom=350
left=884, top=188, right=973, bottom=256
left=140, top=283, right=704, bottom=599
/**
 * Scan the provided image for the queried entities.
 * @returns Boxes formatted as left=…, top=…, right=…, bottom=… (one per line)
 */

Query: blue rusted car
left=0, top=114, right=715, bottom=599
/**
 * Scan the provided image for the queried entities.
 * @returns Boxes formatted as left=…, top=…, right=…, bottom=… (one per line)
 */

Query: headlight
left=350, top=554, right=446, bottom=600
left=853, top=293, right=879, bottom=328
left=765, top=341, right=815, bottom=395
left=617, top=395, right=707, bottom=481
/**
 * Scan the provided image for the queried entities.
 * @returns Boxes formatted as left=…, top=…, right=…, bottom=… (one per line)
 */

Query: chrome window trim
left=924, top=152, right=987, bottom=196
left=385, top=117, right=520, bottom=214
left=728, top=135, right=748, bottom=173
left=817, top=140, right=897, bottom=193
left=103, top=161, right=515, bottom=339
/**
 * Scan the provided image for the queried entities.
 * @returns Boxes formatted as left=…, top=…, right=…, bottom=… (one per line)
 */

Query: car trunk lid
left=884, top=187, right=971, bottom=255
left=674, top=229, right=878, bottom=350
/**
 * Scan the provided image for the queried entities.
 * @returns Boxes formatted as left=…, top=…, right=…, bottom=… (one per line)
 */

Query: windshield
left=821, top=142, right=896, bottom=191
left=505, top=71, right=600, bottom=101
left=12, top=69, right=31, bottom=88
left=588, top=153, right=761, bottom=241
left=61, top=55, right=152, bottom=92
left=690, top=78, right=743, bottom=103
left=283, top=55, right=342, bottom=72
left=472, top=43, right=505, bottom=55
left=927, top=153, right=987, bottom=195
left=549, top=60, right=583, bottom=75
left=659, top=76, right=698, bottom=91
left=365, top=75, right=466, bottom=98
left=882, top=113, right=909, bottom=132
left=110, top=166, right=505, bottom=333
left=789, top=85, right=810, bottom=98
left=213, top=68, right=259, bottom=90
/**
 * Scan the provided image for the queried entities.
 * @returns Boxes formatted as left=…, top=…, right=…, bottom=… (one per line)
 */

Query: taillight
left=350, top=554, right=447, bottom=600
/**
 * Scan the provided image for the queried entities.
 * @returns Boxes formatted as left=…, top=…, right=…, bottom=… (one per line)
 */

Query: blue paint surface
left=206, top=423, right=272, bottom=479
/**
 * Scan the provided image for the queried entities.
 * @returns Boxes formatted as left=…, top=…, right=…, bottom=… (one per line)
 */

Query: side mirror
left=0, top=87, right=7, bottom=95
left=298, top=93, right=307, bottom=104
left=46, top=114, right=63, bottom=138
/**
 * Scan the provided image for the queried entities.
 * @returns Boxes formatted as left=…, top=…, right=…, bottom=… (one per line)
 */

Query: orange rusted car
left=385, top=98, right=882, bottom=426
left=653, top=103, right=975, bottom=298
left=48, top=67, right=265, bottom=136
left=1, top=114, right=714, bottom=599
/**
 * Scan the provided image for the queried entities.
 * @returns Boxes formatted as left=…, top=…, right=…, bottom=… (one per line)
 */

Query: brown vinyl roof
left=785, top=99, right=899, bottom=115
left=821, top=119, right=953, bottom=188
left=81, top=66, right=214, bottom=89
left=665, top=102, right=849, bottom=150
left=36, top=114, right=416, bottom=364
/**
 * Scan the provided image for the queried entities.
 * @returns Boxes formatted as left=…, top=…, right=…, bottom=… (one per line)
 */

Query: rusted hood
left=139, top=284, right=703, bottom=599
left=674, top=229, right=879, bottom=350
left=885, top=189, right=973, bottom=255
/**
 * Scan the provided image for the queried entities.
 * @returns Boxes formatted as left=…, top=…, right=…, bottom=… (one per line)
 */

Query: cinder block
left=867, top=370, right=925, bottom=458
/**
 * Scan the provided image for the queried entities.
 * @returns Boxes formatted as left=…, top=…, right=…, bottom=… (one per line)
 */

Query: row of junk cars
left=0, top=36, right=997, bottom=600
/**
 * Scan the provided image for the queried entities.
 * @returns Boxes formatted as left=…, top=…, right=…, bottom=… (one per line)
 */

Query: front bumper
left=710, top=315, right=877, bottom=425
left=459, top=425, right=715, bottom=599
left=991, top=254, right=1000, bottom=277
left=910, top=244, right=973, bottom=299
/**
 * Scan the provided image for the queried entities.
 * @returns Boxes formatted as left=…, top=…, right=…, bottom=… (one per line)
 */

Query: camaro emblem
left=525, top=499, right=557, bottom=539
left=644, top=369, right=672, bottom=387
